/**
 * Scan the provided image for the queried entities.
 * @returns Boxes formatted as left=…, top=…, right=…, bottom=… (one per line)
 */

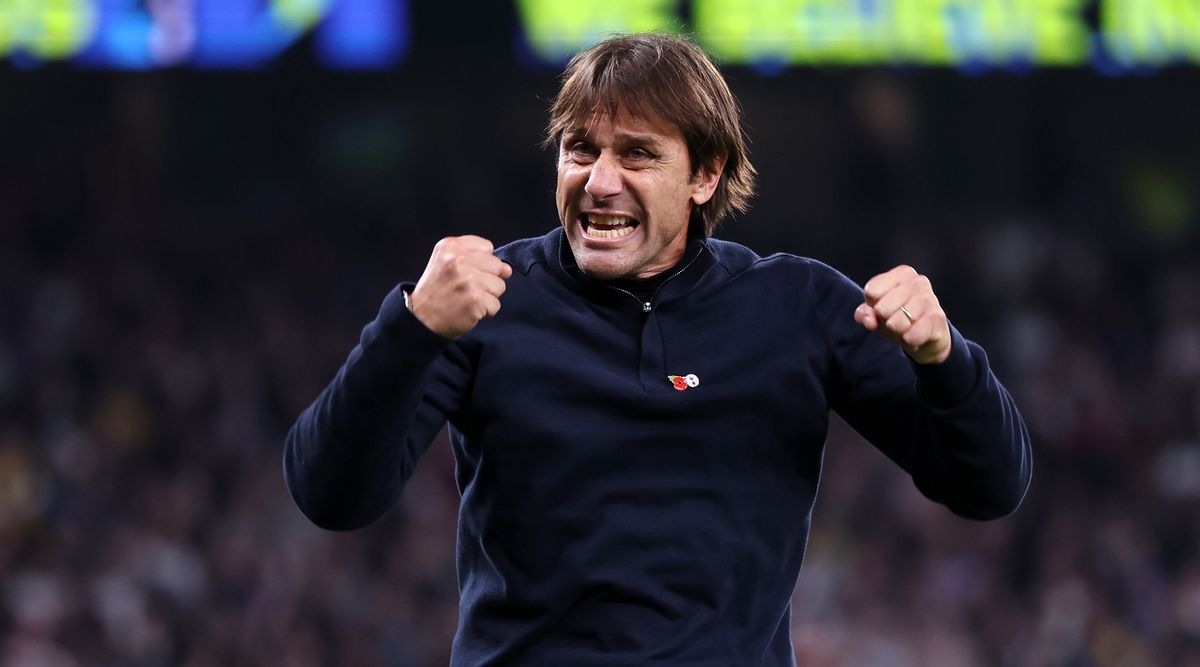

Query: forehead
left=565, top=107, right=685, bottom=144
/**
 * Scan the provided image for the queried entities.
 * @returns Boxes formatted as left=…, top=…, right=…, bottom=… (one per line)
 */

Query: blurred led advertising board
left=518, top=0, right=1200, bottom=72
left=4, top=0, right=1198, bottom=70
left=0, top=0, right=408, bottom=68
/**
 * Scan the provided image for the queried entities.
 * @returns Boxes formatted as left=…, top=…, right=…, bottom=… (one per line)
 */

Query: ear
left=689, top=156, right=727, bottom=206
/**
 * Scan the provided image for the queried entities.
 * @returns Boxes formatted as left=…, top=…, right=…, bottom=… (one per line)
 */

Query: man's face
left=555, top=109, right=722, bottom=280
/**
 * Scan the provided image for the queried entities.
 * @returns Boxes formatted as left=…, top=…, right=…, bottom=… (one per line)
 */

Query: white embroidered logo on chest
left=667, top=374, right=700, bottom=391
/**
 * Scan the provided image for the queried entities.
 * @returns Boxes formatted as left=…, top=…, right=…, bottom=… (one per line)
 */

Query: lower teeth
left=585, top=223, right=633, bottom=238
left=590, top=226, right=633, bottom=238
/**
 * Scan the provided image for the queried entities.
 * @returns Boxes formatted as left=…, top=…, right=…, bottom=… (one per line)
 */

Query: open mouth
left=579, top=213, right=640, bottom=240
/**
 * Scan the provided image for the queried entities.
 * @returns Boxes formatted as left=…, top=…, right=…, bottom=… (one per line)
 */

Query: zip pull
left=603, top=245, right=706, bottom=314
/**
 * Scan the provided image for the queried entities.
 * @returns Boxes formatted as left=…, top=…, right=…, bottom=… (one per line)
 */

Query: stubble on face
left=555, top=110, right=706, bottom=281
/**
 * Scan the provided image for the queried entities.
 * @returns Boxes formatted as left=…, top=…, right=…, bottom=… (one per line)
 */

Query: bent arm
left=816, top=263, right=1032, bottom=520
left=283, top=284, right=468, bottom=530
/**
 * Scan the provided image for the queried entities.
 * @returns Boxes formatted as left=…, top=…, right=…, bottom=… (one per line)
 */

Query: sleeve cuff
left=911, top=324, right=977, bottom=409
left=373, top=282, right=452, bottom=355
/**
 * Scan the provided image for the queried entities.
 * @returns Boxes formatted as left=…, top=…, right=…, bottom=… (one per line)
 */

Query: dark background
left=2, top=2, right=1199, bottom=665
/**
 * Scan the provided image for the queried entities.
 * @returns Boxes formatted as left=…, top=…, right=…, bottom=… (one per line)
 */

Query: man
left=284, top=33, right=1031, bottom=666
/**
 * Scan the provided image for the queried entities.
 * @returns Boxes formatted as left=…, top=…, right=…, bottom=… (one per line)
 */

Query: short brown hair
left=545, top=33, right=756, bottom=235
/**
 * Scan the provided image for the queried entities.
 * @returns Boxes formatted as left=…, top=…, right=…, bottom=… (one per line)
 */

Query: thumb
left=854, top=303, right=877, bottom=330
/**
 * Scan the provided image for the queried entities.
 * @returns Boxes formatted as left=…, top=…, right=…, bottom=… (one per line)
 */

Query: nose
left=584, top=153, right=623, bottom=200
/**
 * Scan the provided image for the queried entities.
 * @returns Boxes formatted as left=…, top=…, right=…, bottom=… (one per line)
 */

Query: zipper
left=607, top=245, right=706, bottom=313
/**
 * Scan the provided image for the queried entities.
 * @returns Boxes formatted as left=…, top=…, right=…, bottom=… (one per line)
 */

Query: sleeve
left=812, top=261, right=1033, bottom=520
left=283, top=283, right=473, bottom=531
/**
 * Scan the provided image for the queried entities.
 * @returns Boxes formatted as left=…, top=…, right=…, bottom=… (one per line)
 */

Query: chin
left=578, top=260, right=626, bottom=280
left=576, top=253, right=634, bottom=280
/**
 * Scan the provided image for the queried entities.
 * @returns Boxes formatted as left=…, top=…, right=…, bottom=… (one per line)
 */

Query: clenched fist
left=409, top=235, right=512, bottom=340
left=853, top=265, right=951, bottom=365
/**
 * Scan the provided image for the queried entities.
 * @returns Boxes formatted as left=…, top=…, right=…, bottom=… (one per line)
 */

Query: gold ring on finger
left=900, top=306, right=915, bottom=323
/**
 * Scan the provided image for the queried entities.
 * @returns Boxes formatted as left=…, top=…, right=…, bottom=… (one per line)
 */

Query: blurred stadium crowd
left=2, top=62, right=1198, bottom=667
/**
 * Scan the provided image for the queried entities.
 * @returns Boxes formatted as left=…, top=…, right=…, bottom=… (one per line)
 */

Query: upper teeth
left=588, top=214, right=630, bottom=227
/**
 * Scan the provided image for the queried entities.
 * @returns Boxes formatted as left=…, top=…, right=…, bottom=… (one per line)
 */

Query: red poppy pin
left=667, top=374, right=700, bottom=391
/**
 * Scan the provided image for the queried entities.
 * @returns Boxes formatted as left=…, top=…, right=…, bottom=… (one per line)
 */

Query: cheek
left=642, top=176, right=697, bottom=219
left=554, top=172, right=572, bottom=210
left=556, top=167, right=585, bottom=203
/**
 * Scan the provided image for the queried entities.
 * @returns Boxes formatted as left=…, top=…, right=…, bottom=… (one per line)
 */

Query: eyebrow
left=616, top=133, right=664, bottom=148
left=562, top=128, right=666, bottom=148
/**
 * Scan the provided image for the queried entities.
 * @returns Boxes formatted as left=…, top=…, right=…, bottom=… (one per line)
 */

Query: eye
left=625, top=147, right=654, bottom=160
left=565, top=141, right=597, bottom=162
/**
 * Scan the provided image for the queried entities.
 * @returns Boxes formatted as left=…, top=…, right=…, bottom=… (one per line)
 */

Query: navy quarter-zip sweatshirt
left=284, top=228, right=1032, bottom=666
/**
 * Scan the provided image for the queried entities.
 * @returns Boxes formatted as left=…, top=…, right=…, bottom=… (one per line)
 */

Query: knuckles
left=859, top=265, right=952, bottom=362
left=418, top=236, right=507, bottom=336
